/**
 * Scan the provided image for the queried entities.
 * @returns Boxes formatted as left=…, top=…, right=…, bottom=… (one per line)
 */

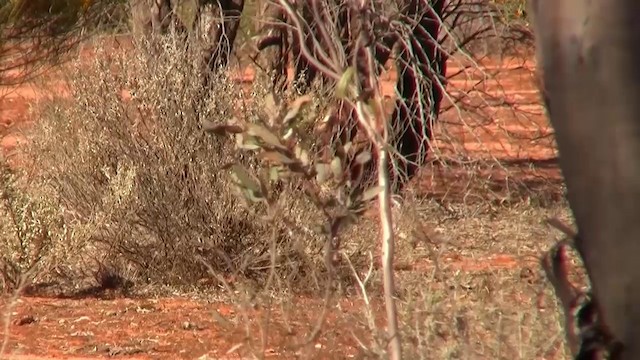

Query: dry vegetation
left=0, top=1, right=581, bottom=359
left=11, top=35, right=347, bottom=291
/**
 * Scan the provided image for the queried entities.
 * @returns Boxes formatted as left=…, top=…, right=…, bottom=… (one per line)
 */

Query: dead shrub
left=22, top=33, right=339, bottom=288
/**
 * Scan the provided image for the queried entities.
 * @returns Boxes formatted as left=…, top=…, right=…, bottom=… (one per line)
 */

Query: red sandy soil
left=0, top=37, right=560, bottom=359
left=1, top=296, right=379, bottom=359
left=1, top=265, right=547, bottom=360
left=0, top=255, right=543, bottom=359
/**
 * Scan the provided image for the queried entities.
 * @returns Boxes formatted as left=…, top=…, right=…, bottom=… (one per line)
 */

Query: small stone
left=13, top=315, right=37, bottom=326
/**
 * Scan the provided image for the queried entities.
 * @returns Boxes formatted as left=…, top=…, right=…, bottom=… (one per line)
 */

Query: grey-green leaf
left=362, top=186, right=384, bottom=202
left=336, top=67, right=356, bottom=99
left=282, top=95, right=312, bottom=125
left=260, top=151, right=296, bottom=165
left=247, top=124, right=285, bottom=149
left=264, top=92, right=279, bottom=119
left=316, top=163, right=330, bottom=184
left=239, top=135, right=262, bottom=150
left=230, top=164, right=261, bottom=193
left=355, top=151, right=372, bottom=165
left=269, top=166, right=280, bottom=182
left=330, top=157, right=343, bottom=178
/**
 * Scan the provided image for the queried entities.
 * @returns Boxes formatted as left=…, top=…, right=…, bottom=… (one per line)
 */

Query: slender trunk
left=378, top=144, right=401, bottom=360
left=353, top=8, right=401, bottom=353
left=257, top=1, right=289, bottom=92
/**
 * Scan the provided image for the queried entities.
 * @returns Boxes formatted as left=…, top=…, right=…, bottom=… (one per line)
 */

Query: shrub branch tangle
left=131, top=0, right=526, bottom=193
left=209, top=1, right=420, bottom=357
left=25, top=37, right=337, bottom=286
left=252, top=0, right=448, bottom=193
left=21, top=33, right=391, bottom=353
left=254, top=0, right=528, bottom=193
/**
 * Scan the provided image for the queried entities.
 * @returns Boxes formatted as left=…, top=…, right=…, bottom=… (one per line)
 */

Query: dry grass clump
left=330, top=197, right=576, bottom=358
left=17, top=33, right=346, bottom=290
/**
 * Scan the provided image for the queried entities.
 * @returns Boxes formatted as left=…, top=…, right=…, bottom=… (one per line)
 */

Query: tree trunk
left=150, top=0, right=174, bottom=33
left=129, top=0, right=188, bottom=37
left=256, top=1, right=289, bottom=93
left=388, top=0, right=447, bottom=191
left=530, top=0, right=640, bottom=357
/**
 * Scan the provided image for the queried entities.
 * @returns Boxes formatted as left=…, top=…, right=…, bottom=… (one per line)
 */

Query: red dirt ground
left=1, top=296, right=389, bottom=359
left=0, top=38, right=560, bottom=359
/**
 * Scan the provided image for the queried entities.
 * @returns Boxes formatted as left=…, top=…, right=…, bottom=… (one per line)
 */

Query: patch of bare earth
left=0, top=38, right=570, bottom=359
left=2, top=296, right=385, bottom=359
